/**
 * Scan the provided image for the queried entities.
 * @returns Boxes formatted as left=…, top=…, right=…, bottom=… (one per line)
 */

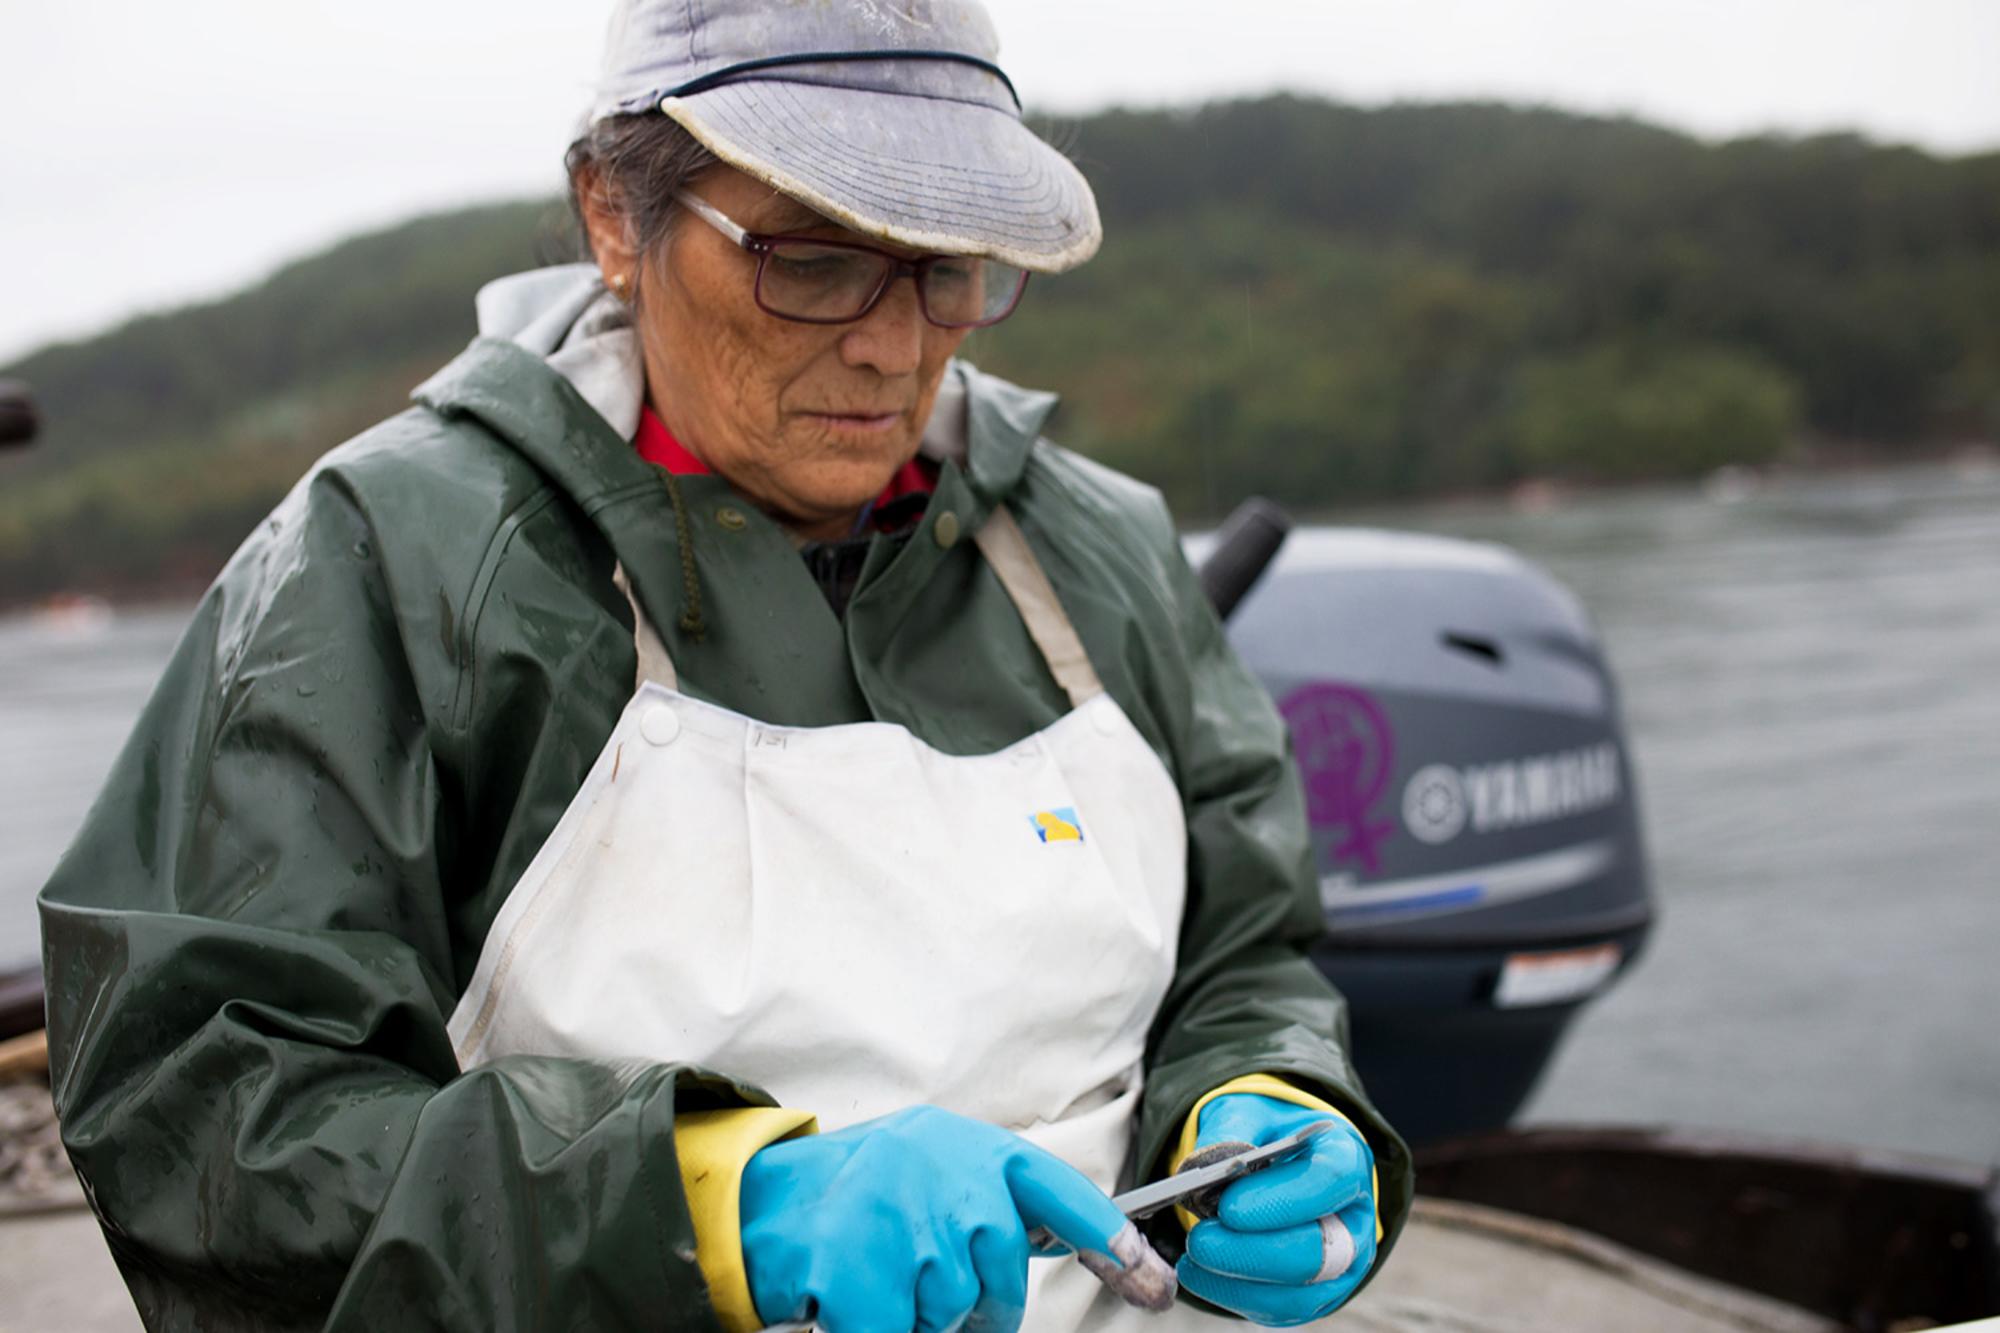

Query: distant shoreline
left=1357, top=439, right=1999, bottom=518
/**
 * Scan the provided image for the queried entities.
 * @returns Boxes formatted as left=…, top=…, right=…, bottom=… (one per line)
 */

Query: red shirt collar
left=633, top=405, right=936, bottom=518
left=632, top=405, right=711, bottom=476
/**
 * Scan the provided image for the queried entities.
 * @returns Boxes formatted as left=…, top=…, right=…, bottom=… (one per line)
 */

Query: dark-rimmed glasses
left=674, top=190, right=1029, bottom=329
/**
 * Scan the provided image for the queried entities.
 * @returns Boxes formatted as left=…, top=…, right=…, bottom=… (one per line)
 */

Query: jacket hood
left=476, top=264, right=648, bottom=442
left=451, top=264, right=1055, bottom=506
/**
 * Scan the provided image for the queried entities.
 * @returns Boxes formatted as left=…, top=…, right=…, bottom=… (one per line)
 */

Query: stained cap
left=590, top=0, right=1101, bottom=272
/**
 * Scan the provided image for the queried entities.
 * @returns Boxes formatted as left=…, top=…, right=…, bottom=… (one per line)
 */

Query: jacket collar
left=913, top=359, right=1055, bottom=509
left=413, top=337, right=653, bottom=513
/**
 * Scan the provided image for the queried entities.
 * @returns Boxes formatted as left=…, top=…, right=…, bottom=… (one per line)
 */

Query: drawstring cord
left=659, top=470, right=708, bottom=642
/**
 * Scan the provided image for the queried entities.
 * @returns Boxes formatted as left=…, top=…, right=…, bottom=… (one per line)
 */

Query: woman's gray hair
left=565, top=114, right=720, bottom=266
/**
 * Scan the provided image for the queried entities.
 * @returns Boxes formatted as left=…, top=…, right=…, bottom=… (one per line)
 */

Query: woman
left=40, top=2, right=1411, bottom=1329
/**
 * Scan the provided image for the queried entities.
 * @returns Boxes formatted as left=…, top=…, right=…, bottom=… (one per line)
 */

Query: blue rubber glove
left=739, top=1105, right=1132, bottom=1333
left=1174, top=1094, right=1378, bottom=1327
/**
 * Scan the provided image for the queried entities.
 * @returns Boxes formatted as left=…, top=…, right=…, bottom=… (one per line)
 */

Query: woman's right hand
left=739, top=1105, right=1130, bottom=1332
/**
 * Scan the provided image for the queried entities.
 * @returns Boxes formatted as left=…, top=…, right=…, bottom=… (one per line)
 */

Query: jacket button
left=641, top=703, right=681, bottom=746
left=933, top=510, right=961, bottom=548
left=716, top=506, right=748, bottom=531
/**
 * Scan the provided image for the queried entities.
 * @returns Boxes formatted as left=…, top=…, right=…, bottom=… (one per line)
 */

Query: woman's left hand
left=1174, top=1094, right=1378, bottom=1326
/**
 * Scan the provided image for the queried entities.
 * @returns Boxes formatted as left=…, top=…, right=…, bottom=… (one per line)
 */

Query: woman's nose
left=839, top=276, right=926, bottom=376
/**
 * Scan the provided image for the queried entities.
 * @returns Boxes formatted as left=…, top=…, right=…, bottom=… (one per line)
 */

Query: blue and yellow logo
left=1029, top=807, right=1084, bottom=843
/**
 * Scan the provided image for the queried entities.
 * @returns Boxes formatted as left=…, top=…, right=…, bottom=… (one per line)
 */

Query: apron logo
left=1029, top=808, right=1084, bottom=843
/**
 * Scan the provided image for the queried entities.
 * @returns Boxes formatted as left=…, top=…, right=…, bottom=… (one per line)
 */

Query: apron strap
left=613, top=561, right=680, bottom=691
left=972, top=506, right=1105, bottom=709
left=612, top=505, right=1102, bottom=708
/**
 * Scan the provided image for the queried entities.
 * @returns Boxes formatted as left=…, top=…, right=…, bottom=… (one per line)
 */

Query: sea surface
left=3, top=460, right=1997, bottom=1163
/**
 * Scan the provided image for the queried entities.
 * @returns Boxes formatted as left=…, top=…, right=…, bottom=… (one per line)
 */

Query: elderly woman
left=40, top=2, right=1411, bottom=1329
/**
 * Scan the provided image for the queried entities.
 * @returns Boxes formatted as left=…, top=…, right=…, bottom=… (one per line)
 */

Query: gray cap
left=590, top=0, right=1101, bottom=273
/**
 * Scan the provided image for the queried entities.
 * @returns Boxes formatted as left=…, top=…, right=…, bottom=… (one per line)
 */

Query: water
left=0, top=606, right=190, bottom=974
left=1361, top=461, right=2000, bottom=1165
left=3, top=461, right=1997, bottom=1163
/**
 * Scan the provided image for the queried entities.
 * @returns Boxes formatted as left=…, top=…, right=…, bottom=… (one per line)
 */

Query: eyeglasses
left=673, top=190, right=1029, bottom=329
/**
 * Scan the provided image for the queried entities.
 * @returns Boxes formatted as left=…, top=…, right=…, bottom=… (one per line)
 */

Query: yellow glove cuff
left=676, top=1106, right=819, bottom=1333
left=1169, top=1073, right=1381, bottom=1243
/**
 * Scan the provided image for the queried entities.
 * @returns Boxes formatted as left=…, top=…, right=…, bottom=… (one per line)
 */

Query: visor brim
left=661, top=81, right=1101, bottom=274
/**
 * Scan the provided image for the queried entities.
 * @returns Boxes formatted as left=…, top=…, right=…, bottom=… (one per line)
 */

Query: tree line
left=3, top=95, right=1994, bottom=606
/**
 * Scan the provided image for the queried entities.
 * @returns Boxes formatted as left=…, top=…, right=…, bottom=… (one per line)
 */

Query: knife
left=763, top=1121, right=1333, bottom=1330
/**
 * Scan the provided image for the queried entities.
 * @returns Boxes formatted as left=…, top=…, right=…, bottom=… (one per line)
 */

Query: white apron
left=447, top=507, right=1231, bottom=1331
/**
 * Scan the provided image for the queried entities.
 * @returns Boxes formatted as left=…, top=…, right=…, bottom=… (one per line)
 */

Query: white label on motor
left=1493, top=943, right=1623, bottom=1009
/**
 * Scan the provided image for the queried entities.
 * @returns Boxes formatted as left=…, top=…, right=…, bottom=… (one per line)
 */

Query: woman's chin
left=759, top=466, right=898, bottom=538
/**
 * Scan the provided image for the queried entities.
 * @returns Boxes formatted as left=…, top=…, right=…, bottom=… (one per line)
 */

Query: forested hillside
left=4, top=96, right=1995, bottom=606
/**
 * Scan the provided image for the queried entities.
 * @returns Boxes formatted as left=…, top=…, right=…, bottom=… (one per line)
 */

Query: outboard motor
left=1196, top=511, right=1653, bottom=1147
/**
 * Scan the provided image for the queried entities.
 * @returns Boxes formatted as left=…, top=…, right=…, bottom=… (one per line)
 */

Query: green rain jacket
left=39, top=268, right=1412, bottom=1332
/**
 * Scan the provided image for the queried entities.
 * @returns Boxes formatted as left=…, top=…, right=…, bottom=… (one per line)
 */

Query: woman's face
left=586, top=163, right=971, bottom=542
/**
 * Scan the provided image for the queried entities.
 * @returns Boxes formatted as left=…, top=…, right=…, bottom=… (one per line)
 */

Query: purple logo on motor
left=1279, top=682, right=1396, bottom=874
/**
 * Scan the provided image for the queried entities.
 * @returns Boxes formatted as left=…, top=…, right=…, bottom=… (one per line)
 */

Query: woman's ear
left=573, top=162, right=640, bottom=290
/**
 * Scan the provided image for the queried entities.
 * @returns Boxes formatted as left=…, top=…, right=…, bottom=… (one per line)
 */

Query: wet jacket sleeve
left=1131, top=531, right=1415, bottom=1272
left=38, top=468, right=756, bottom=1332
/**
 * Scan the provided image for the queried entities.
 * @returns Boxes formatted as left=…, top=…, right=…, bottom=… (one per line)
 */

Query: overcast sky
left=3, top=1, right=1996, bottom=364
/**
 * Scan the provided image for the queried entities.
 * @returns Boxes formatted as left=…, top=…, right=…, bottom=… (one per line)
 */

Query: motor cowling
left=1205, top=524, right=1654, bottom=1144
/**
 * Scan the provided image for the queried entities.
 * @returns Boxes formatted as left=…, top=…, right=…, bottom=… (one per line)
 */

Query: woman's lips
left=807, top=410, right=903, bottom=433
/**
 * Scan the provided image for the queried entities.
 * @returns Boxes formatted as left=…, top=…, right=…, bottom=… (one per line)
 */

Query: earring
left=609, top=272, right=632, bottom=301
